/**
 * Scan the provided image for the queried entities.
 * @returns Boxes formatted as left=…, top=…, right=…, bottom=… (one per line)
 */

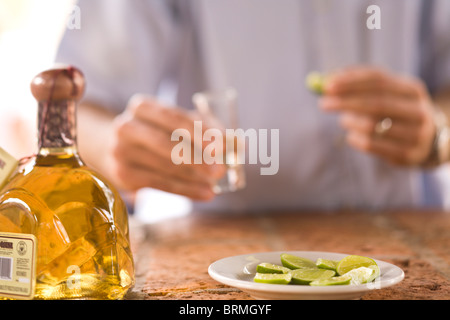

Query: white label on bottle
left=0, top=147, right=19, bottom=190
left=0, top=232, right=37, bottom=300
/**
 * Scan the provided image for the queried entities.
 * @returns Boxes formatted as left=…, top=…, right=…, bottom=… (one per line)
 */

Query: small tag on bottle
left=0, top=147, right=19, bottom=190
left=0, top=232, right=37, bottom=300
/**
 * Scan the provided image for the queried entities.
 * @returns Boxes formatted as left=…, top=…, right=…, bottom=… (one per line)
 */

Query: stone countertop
left=125, top=210, right=450, bottom=300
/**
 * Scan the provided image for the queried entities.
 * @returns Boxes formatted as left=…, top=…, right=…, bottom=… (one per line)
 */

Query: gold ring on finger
left=374, top=117, right=392, bottom=136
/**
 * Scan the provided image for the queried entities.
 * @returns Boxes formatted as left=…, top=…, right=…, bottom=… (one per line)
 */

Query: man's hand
left=109, top=94, right=226, bottom=200
left=319, top=67, right=437, bottom=166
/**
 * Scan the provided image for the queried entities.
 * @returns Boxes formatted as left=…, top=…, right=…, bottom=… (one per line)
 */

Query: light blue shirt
left=57, top=0, right=450, bottom=213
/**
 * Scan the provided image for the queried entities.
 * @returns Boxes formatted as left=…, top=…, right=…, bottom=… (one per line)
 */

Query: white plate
left=208, top=251, right=405, bottom=300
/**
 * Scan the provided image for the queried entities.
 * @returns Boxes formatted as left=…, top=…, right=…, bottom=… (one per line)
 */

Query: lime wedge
left=336, top=255, right=378, bottom=276
left=309, top=275, right=351, bottom=286
left=253, top=272, right=292, bottom=285
left=316, top=258, right=338, bottom=271
left=367, top=265, right=381, bottom=283
left=311, top=265, right=380, bottom=286
left=252, top=254, right=381, bottom=287
left=341, top=267, right=376, bottom=285
left=290, top=268, right=336, bottom=285
left=256, top=263, right=291, bottom=274
left=305, top=71, right=326, bottom=95
left=280, top=253, right=317, bottom=270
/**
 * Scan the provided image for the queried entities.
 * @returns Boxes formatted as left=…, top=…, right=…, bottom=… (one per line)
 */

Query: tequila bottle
left=0, top=66, right=135, bottom=299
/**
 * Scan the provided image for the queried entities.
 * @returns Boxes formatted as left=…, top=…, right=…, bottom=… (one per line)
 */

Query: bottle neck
left=37, top=100, right=78, bottom=157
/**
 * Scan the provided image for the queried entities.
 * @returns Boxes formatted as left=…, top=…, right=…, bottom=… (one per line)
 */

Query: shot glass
left=192, top=88, right=246, bottom=194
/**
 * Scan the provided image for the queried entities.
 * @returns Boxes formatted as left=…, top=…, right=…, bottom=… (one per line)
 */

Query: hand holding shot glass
left=170, top=88, right=246, bottom=194
left=191, top=88, right=246, bottom=194
left=171, top=87, right=282, bottom=194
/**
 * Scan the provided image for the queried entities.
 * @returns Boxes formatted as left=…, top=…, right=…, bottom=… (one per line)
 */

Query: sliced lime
left=290, top=268, right=336, bottom=285
left=305, top=71, right=326, bottom=95
left=336, top=255, right=378, bottom=276
left=256, top=262, right=291, bottom=274
left=253, top=272, right=292, bottom=285
left=341, top=267, right=376, bottom=285
left=280, top=253, right=317, bottom=270
left=316, top=258, right=338, bottom=271
left=309, top=275, right=351, bottom=286
left=367, top=264, right=381, bottom=283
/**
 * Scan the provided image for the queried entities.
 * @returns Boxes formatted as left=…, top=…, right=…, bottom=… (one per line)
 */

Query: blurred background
left=0, top=0, right=191, bottom=222
left=0, top=0, right=75, bottom=159
left=2, top=1, right=450, bottom=223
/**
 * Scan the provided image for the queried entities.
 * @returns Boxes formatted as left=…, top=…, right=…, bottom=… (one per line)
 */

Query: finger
left=113, top=160, right=216, bottom=201
left=113, top=140, right=223, bottom=185
left=325, top=67, right=387, bottom=93
left=115, top=116, right=225, bottom=179
left=115, top=117, right=226, bottom=178
left=116, top=115, right=180, bottom=162
left=128, top=94, right=195, bottom=133
left=325, top=67, right=425, bottom=99
left=339, top=112, right=423, bottom=146
left=128, top=95, right=226, bottom=153
left=346, top=131, right=426, bottom=166
left=320, top=95, right=425, bottom=123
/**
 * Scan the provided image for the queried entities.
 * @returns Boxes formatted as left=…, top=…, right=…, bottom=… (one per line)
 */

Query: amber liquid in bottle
left=0, top=67, right=134, bottom=299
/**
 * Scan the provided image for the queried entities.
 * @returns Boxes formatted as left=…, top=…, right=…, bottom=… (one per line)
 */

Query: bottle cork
left=30, top=65, right=85, bottom=102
